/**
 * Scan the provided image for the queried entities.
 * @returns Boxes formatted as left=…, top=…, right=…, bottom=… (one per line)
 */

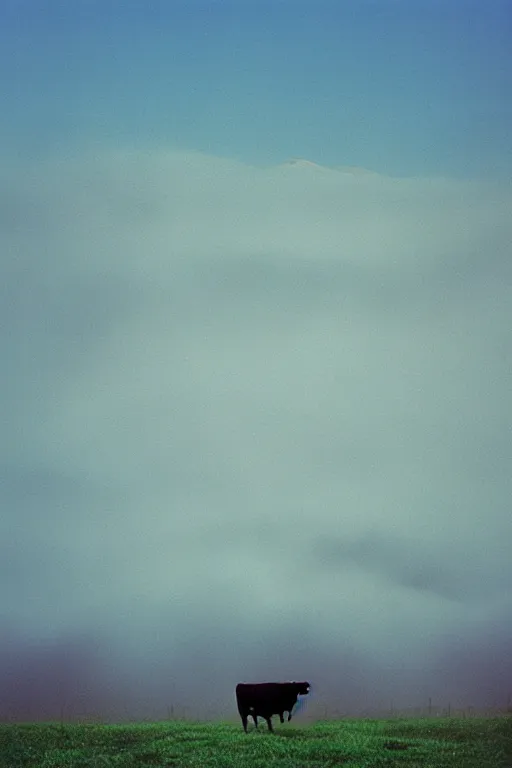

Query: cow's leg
left=279, top=712, right=284, bottom=723
left=287, top=712, right=292, bottom=722
left=252, top=713, right=258, bottom=728
left=241, top=713, right=248, bottom=733
left=265, top=716, right=274, bottom=733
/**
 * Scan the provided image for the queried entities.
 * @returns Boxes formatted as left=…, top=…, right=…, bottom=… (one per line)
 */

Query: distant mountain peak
left=281, top=158, right=378, bottom=176
left=282, top=158, right=330, bottom=171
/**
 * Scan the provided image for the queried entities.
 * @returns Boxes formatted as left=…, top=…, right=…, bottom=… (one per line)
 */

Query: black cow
left=235, top=681, right=310, bottom=733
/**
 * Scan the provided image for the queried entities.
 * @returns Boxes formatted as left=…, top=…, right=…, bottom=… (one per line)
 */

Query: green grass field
left=1, top=717, right=510, bottom=768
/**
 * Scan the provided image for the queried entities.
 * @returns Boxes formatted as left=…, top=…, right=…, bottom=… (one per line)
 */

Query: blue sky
left=1, top=2, right=511, bottom=722
left=1, top=0, right=511, bottom=176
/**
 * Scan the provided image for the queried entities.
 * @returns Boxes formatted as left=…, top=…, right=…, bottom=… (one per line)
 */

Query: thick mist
left=1, top=149, right=511, bottom=721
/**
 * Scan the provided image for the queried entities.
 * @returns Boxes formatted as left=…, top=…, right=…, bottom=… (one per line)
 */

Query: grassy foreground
left=0, top=716, right=510, bottom=768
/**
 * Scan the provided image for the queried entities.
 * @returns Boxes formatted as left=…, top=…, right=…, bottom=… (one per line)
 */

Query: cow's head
left=293, top=681, right=310, bottom=695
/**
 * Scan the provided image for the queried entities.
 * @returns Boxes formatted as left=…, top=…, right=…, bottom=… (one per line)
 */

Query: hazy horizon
left=1, top=0, right=511, bottom=722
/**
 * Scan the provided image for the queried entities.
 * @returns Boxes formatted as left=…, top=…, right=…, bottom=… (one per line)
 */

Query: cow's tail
left=235, top=686, right=249, bottom=732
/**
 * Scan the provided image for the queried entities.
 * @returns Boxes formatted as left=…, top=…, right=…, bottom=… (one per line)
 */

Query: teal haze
left=0, top=0, right=511, bottom=721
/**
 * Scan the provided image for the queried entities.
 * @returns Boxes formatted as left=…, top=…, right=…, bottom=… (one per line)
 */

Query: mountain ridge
left=281, top=158, right=379, bottom=176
